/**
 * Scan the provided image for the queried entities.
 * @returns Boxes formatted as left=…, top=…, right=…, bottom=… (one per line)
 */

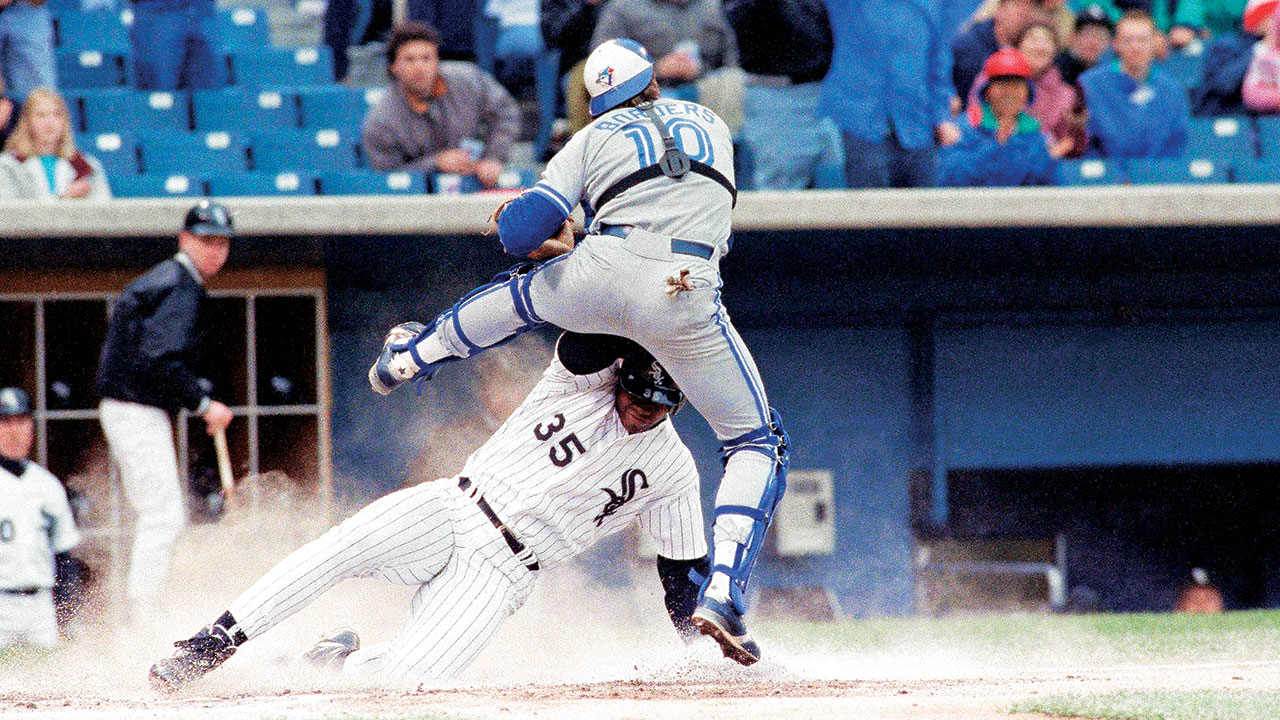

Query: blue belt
left=597, top=225, right=715, bottom=261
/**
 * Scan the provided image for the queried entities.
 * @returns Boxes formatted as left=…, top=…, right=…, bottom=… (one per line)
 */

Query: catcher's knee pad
left=435, top=262, right=547, bottom=357
left=711, top=409, right=790, bottom=612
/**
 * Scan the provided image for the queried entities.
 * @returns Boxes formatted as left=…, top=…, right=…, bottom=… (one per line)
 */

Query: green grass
left=1013, top=690, right=1280, bottom=719
left=759, top=609, right=1280, bottom=666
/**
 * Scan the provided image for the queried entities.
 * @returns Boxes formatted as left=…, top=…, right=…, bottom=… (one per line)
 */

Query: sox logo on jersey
left=593, top=469, right=648, bottom=527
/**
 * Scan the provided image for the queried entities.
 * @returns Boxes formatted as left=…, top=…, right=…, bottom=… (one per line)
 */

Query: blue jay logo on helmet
left=584, top=38, right=656, bottom=117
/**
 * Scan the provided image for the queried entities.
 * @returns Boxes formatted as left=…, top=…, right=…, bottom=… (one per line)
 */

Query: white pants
left=0, top=590, right=58, bottom=648
left=435, top=230, right=776, bottom=544
left=99, top=398, right=186, bottom=610
left=227, top=481, right=535, bottom=683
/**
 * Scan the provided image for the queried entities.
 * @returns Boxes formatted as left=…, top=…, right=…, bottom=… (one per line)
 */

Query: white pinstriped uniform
left=0, top=461, right=79, bottom=648
left=225, top=358, right=705, bottom=682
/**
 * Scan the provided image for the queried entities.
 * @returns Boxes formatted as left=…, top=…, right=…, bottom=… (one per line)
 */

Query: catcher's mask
left=618, top=352, right=684, bottom=413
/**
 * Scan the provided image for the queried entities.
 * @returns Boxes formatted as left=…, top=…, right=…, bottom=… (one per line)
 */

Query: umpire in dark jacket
left=96, top=200, right=235, bottom=624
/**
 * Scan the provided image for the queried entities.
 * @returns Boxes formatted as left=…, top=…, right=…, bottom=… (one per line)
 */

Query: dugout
left=3, top=186, right=1280, bottom=616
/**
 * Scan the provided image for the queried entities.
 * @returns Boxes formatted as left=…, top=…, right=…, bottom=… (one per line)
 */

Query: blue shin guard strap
left=715, top=505, right=768, bottom=522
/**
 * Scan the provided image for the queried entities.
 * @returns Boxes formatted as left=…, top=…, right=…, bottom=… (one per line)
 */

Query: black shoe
left=149, top=614, right=244, bottom=691
left=691, top=596, right=761, bottom=666
left=300, top=628, right=360, bottom=671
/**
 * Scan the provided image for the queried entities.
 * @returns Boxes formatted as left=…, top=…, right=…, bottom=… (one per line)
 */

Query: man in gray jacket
left=361, top=21, right=521, bottom=188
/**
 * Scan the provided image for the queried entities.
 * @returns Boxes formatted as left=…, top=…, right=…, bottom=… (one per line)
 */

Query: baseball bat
left=213, top=428, right=234, bottom=497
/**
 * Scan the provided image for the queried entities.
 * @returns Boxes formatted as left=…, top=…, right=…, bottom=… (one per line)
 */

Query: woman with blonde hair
left=0, top=87, right=111, bottom=200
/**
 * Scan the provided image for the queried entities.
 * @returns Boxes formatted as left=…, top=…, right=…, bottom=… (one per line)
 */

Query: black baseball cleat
left=691, top=596, right=761, bottom=666
left=149, top=613, right=245, bottom=692
left=300, top=628, right=360, bottom=671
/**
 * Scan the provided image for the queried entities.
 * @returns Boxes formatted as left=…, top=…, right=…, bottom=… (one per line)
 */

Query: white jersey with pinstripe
left=222, top=357, right=704, bottom=683
left=0, top=461, right=79, bottom=590
left=530, top=97, right=735, bottom=252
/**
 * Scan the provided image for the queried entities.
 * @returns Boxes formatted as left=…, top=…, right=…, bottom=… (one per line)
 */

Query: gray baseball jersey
left=0, top=461, right=79, bottom=590
left=224, top=357, right=705, bottom=682
left=531, top=97, right=736, bottom=252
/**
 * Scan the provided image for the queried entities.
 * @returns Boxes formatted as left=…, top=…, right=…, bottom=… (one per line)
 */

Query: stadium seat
left=193, top=87, right=301, bottom=132
left=296, top=86, right=385, bottom=130
left=55, top=10, right=130, bottom=54
left=80, top=89, right=191, bottom=133
left=1186, top=116, right=1255, bottom=160
left=139, top=131, right=249, bottom=174
left=813, top=159, right=846, bottom=189
left=110, top=173, right=207, bottom=198
left=1255, top=117, right=1280, bottom=158
left=1126, top=158, right=1229, bottom=184
left=202, top=7, right=271, bottom=49
left=56, top=49, right=129, bottom=89
left=1230, top=159, right=1280, bottom=183
left=229, top=47, right=334, bottom=86
left=431, top=168, right=537, bottom=194
left=1058, top=158, right=1126, bottom=185
left=79, top=131, right=140, bottom=177
left=249, top=128, right=359, bottom=172
left=319, top=170, right=427, bottom=195
left=208, top=171, right=318, bottom=196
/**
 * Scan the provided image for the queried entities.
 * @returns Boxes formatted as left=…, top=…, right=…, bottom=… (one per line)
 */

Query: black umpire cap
left=184, top=200, right=236, bottom=238
left=1075, top=4, right=1114, bottom=32
left=0, top=387, right=32, bottom=417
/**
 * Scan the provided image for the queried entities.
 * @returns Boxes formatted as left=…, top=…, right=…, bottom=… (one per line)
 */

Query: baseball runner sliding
left=150, top=333, right=710, bottom=688
left=369, top=38, right=788, bottom=665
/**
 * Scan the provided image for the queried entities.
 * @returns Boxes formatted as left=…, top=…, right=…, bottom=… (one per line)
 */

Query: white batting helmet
left=583, top=38, right=655, bottom=117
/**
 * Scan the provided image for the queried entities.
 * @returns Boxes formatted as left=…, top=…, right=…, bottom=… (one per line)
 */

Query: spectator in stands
left=590, top=0, right=739, bottom=114
left=821, top=0, right=959, bottom=189
left=0, top=88, right=112, bottom=200
left=324, top=0, right=393, bottom=81
left=1074, top=1, right=1205, bottom=54
left=1174, top=567, right=1224, bottom=613
left=940, top=48, right=1058, bottom=186
left=484, top=0, right=544, bottom=94
left=408, top=0, right=479, bottom=61
left=726, top=0, right=840, bottom=189
left=1192, top=0, right=1269, bottom=114
left=1203, top=0, right=1249, bottom=36
left=0, top=387, right=81, bottom=650
left=993, top=19, right=1087, bottom=156
left=130, top=0, right=220, bottom=90
left=1057, top=4, right=1114, bottom=85
left=1079, top=11, right=1189, bottom=157
left=362, top=21, right=520, bottom=188
left=1241, top=2, right=1280, bottom=110
left=542, top=0, right=606, bottom=133
left=969, top=0, right=1077, bottom=47
left=0, top=77, right=16, bottom=150
left=954, top=0, right=1036, bottom=101
left=0, top=0, right=56, bottom=104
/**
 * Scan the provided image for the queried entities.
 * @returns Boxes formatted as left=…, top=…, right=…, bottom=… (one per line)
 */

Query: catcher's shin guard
left=149, top=611, right=247, bottom=691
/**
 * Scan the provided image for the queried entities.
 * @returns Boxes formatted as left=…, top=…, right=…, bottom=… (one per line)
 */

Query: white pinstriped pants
left=0, top=590, right=58, bottom=648
left=99, top=398, right=186, bottom=611
left=227, top=480, right=535, bottom=683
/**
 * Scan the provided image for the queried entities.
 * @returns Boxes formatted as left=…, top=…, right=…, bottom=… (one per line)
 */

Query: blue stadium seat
left=57, top=49, right=128, bottom=89
left=110, top=173, right=207, bottom=198
left=1230, top=159, right=1280, bottom=183
left=230, top=47, right=333, bottom=86
left=295, top=86, right=384, bottom=130
left=209, top=171, right=318, bottom=196
left=430, top=167, right=537, bottom=194
left=1126, top=158, right=1229, bottom=184
left=813, top=159, right=846, bottom=189
left=1058, top=158, right=1126, bottom=185
left=192, top=87, right=300, bottom=131
left=1186, top=116, right=1255, bottom=160
left=319, top=170, right=427, bottom=195
left=55, top=11, right=130, bottom=54
left=249, top=128, right=358, bottom=172
left=139, top=131, right=249, bottom=174
left=81, top=89, right=191, bottom=133
left=78, top=131, right=139, bottom=177
left=1255, top=117, right=1280, bottom=158
left=202, top=7, right=271, bottom=49
left=46, top=0, right=83, bottom=16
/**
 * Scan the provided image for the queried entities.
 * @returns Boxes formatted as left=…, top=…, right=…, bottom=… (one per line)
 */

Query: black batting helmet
left=184, top=200, right=236, bottom=238
left=618, top=352, right=683, bottom=408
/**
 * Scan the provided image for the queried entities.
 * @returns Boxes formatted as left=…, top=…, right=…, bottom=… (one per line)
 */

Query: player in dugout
left=149, top=333, right=712, bottom=689
left=0, top=387, right=80, bottom=649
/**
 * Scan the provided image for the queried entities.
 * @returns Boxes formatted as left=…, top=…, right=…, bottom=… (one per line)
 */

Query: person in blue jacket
left=940, top=47, right=1058, bottom=186
left=1079, top=11, right=1189, bottom=157
left=819, top=0, right=961, bottom=188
